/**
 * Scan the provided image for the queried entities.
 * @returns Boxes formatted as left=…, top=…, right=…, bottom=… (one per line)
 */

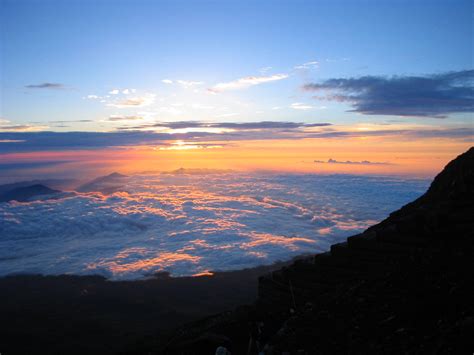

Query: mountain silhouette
left=0, top=184, right=61, bottom=202
left=158, top=147, right=474, bottom=354
left=76, top=172, right=128, bottom=194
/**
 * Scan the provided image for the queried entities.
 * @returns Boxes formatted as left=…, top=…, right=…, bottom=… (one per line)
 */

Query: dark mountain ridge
left=0, top=184, right=62, bottom=202
left=155, top=147, right=474, bottom=354
left=0, top=178, right=74, bottom=194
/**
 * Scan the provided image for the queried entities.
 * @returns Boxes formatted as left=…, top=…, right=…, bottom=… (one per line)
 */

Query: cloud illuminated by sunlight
left=157, top=140, right=224, bottom=150
left=107, top=94, right=156, bottom=108
left=209, top=73, right=289, bottom=92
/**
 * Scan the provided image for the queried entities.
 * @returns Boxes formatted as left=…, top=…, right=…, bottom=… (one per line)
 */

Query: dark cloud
left=304, top=127, right=474, bottom=140
left=25, top=83, right=64, bottom=89
left=314, top=158, right=392, bottom=165
left=132, top=120, right=332, bottom=130
left=0, top=131, right=170, bottom=152
left=303, top=70, right=474, bottom=118
left=213, top=121, right=331, bottom=129
left=0, top=126, right=471, bottom=153
left=49, top=120, right=93, bottom=123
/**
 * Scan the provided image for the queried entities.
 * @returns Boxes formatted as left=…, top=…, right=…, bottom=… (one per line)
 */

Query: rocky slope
left=153, top=147, right=474, bottom=354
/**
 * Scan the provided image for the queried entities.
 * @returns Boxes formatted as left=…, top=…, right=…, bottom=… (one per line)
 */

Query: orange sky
left=2, top=135, right=471, bottom=181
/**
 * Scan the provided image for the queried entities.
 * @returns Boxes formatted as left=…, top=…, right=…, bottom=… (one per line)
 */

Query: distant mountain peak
left=76, top=172, right=129, bottom=194
left=0, top=184, right=61, bottom=202
left=106, top=172, right=128, bottom=178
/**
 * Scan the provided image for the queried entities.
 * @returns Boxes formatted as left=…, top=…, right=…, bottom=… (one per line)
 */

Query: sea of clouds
left=0, top=173, right=429, bottom=280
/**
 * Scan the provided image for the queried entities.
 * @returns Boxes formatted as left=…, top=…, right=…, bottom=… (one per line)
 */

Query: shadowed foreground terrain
left=141, top=147, right=474, bottom=354
left=1, top=148, right=473, bottom=355
left=0, top=263, right=291, bottom=355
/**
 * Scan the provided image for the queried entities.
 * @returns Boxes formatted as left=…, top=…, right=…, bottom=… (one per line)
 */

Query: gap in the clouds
left=0, top=171, right=430, bottom=280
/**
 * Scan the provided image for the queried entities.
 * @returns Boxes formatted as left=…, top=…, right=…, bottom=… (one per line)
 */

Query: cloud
left=148, top=120, right=332, bottom=130
left=176, top=80, right=204, bottom=88
left=0, top=123, right=471, bottom=153
left=0, top=139, right=25, bottom=143
left=160, top=79, right=203, bottom=88
left=294, top=61, right=319, bottom=70
left=214, top=121, right=330, bottom=129
left=303, top=70, right=474, bottom=118
left=0, top=119, right=47, bottom=132
left=0, top=124, right=48, bottom=132
left=215, top=113, right=239, bottom=118
left=157, top=141, right=225, bottom=150
left=107, top=94, right=156, bottom=108
left=209, top=73, right=288, bottom=92
left=107, top=115, right=143, bottom=122
left=0, top=173, right=427, bottom=279
left=0, top=131, right=173, bottom=152
left=109, top=89, right=120, bottom=95
left=314, top=158, right=392, bottom=165
left=290, top=102, right=314, bottom=110
left=25, top=83, right=64, bottom=89
left=48, top=120, right=93, bottom=124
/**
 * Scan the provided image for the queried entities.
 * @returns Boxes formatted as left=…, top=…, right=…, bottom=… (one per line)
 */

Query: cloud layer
left=0, top=121, right=472, bottom=153
left=0, top=173, right=428, bottom=279
left=303, top=70, right=474, bottom=118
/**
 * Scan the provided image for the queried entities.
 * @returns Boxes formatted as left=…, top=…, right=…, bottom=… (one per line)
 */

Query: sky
left=0, top=0, right=473, bottom=180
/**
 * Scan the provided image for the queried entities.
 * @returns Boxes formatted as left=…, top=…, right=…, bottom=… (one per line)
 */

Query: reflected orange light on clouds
left=87, top=248, right=201, bottom=275
left=192, top=271, right=214, bottom=277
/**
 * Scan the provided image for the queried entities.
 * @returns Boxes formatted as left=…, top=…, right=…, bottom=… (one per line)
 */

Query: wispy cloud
left=314, top=158, right=392, bottom=165
left=294, top=61, right=319, bottom=70
left=160, top=79, right=203, bottom=88
left=0, top=124, right=49, bottom=132
left=176, top=80, right=204, bottom=88
left=107, top=115, right=144, bottom=122
left=209, top=73, right=288, bottom=93
left=107, top=94, right=156, bottom=108
left=25, top=82, right=64, bottom=89
left=303, top=70, right=474, bottom=118
left=290, top=102, right=314, bottom=110
left=0, top=118, right=48, bottom=132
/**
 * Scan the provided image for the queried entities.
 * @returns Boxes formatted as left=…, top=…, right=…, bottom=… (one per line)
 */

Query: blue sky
left=1, top=0, right=472, bottom=128
left=0, top=0, right=472, bottom=180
